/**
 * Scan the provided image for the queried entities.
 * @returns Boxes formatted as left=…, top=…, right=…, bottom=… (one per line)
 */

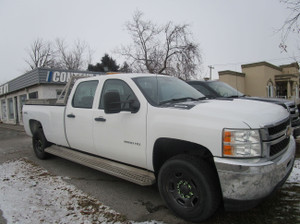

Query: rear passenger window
left=72, top=81, right=98, bottom=108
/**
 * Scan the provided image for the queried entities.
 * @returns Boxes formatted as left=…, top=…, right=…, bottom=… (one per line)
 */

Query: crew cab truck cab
left=23, top=74, right=296, bottom=222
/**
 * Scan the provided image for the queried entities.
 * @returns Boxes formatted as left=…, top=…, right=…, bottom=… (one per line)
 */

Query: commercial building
left=0, top=68, right=103, bottom=125
left=2, top=62, right=299, bottom=125
left=219, top=62, right=300, bottom=102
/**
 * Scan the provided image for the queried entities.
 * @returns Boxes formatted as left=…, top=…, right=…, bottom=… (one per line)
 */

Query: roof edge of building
left=279, top=62, right=300, bottom=70
left=241, top=61, right=282, bottom=71
left=0, top=67, right=106, bottom=97
left=4, top=67, right=104, bottom=85
left=218, top=70, right=245, bottom=77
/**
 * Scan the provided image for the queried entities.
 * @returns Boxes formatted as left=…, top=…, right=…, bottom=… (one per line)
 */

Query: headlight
left=222, top=129, right=262, bottom=158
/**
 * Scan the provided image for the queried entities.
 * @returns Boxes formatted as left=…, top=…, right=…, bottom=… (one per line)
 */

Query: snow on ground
left=0, top=158, right=299, bottom=224
left=0, top=158, right=163, bottom=224
left=286, top=159, right=300, bottom=185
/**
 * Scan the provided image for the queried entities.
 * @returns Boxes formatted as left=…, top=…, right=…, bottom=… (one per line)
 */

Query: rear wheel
left=158, top=155, right=221, bottom=222
left=32, top=129, right=50, bottom=159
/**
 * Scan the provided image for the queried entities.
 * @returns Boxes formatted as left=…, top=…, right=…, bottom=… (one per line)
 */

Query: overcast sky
left=0, top=0, right=299, bottom=84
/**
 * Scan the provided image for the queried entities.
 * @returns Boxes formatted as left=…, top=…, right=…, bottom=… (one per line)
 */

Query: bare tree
left=25, top=38, right=93, bottom=71
left=117, top=11, right=202, bottom=80
left=55, top=38, right=93, bottom=70
left=280, top=0, right=300, bottom=52
left=25, top=38, right=56, bottom=69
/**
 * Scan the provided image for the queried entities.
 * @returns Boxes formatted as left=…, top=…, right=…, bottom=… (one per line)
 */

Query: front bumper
left=214, top=136, right=296, bottom=211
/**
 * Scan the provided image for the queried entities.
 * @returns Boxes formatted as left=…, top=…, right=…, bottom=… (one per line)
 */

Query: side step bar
left=45, top=145, right=156, bottom=186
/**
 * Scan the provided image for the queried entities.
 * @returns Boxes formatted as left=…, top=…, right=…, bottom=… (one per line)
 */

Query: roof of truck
left=86, top=73, right=168, bottom=80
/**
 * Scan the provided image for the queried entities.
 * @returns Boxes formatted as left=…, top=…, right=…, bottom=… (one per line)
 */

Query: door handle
left=67, top=114, right=75, bottom=118
left=94, top=117, right=106, bottom=122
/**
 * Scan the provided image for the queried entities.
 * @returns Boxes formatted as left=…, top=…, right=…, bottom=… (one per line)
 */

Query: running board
left=45, top=145, right=156, bottom=186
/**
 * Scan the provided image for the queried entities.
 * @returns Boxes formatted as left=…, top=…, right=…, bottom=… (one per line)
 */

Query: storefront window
left=20, top=94, right=27, bottom=109
left=19, top=94, right=27, bottom=122
left=1, top=100, right=7, bottom=121
left=8, top=98, right=14, bottom=120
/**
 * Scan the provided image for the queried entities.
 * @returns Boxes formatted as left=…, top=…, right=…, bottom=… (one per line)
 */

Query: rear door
left=65, top=80, right=98, bottom=154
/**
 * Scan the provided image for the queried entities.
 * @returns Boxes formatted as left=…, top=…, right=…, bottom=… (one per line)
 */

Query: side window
left=29, top=91, right=38, bottom=99
left=99, top=79, right=138, bottom=110
left=72, top=81, right=98, bottom=108
left=267, top=81, right=274, bottom=98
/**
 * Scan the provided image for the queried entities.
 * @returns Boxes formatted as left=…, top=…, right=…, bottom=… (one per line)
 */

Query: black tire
left=158, top=155, right=221, bottom=222
left=32, top=129, right=50, bottom=160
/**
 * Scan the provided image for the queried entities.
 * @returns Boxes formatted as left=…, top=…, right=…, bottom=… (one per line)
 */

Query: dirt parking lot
left=0, top=125, right=299, bottom=224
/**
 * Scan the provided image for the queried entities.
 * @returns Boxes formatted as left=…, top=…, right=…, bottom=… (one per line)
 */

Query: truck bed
left=26, top=99, right=66, bottom=106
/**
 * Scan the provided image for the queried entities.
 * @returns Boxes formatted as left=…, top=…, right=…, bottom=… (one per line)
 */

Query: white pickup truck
left=23, top=73, right=296, bottom=222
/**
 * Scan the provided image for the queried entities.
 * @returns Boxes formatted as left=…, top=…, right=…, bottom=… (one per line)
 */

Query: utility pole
left=208, top=65, right=214, bottom=80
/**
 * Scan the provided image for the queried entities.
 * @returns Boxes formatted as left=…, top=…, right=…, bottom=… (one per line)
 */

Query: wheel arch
left=29, top=119, right=43, bottom=135
left=152, top=138, right=217, bottom=176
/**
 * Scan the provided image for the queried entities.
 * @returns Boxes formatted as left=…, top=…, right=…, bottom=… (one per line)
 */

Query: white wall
left=0, top=84, right=63, bottom=125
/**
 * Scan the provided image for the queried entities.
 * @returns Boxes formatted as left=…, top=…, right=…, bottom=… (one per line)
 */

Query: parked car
left=23, top=74, right=295, bottom=222
left=187, top=80, right=300, bottom=137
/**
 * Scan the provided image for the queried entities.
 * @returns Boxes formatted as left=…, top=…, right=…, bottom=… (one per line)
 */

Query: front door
left=93, top=79, right=147, bottom=168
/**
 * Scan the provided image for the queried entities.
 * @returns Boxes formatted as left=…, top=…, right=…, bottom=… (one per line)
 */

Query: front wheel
left=32, top=129, right=50, bottom=160
left=158, top=155, right=221, bottom=222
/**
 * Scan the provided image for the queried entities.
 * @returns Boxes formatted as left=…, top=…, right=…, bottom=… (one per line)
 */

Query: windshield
left=133, top=76, right=204, bottom=106
left=188, top=82, right=218, bottom=98
left=205, top=81, right=244, bottom=97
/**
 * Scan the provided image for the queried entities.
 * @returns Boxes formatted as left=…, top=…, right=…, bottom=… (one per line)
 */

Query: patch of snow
left=287, top=159, right=300, bottom=185
left=1, top=157, right=298, bottom=223
left=0, top=158, right=164, bottom=224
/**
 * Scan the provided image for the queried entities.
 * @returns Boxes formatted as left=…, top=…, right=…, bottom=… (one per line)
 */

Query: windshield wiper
left=159, top=97, right=205, bottom=106
left=225, top=95, right=246, bottom=98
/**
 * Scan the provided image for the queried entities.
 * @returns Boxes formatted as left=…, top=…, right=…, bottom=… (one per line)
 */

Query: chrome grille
left=268, top=119, right=290, bottom=136
left=269, top=137, right=290, bottom=157
left=262, top=117, right=291, bottom=159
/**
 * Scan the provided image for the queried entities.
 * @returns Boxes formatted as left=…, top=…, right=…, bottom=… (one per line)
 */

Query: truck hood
left=173, top=98, right=289, bottom=129
left=243, top=96, right=293, bottom=107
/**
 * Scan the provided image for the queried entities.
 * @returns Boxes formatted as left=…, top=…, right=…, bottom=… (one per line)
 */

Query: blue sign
left=46, top=71, right=99, bottom=83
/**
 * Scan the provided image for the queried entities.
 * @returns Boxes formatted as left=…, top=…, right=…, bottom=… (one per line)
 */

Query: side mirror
left=129, top=100, right=140, bottom=113
left=104, top=91, right=121, bottom=114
